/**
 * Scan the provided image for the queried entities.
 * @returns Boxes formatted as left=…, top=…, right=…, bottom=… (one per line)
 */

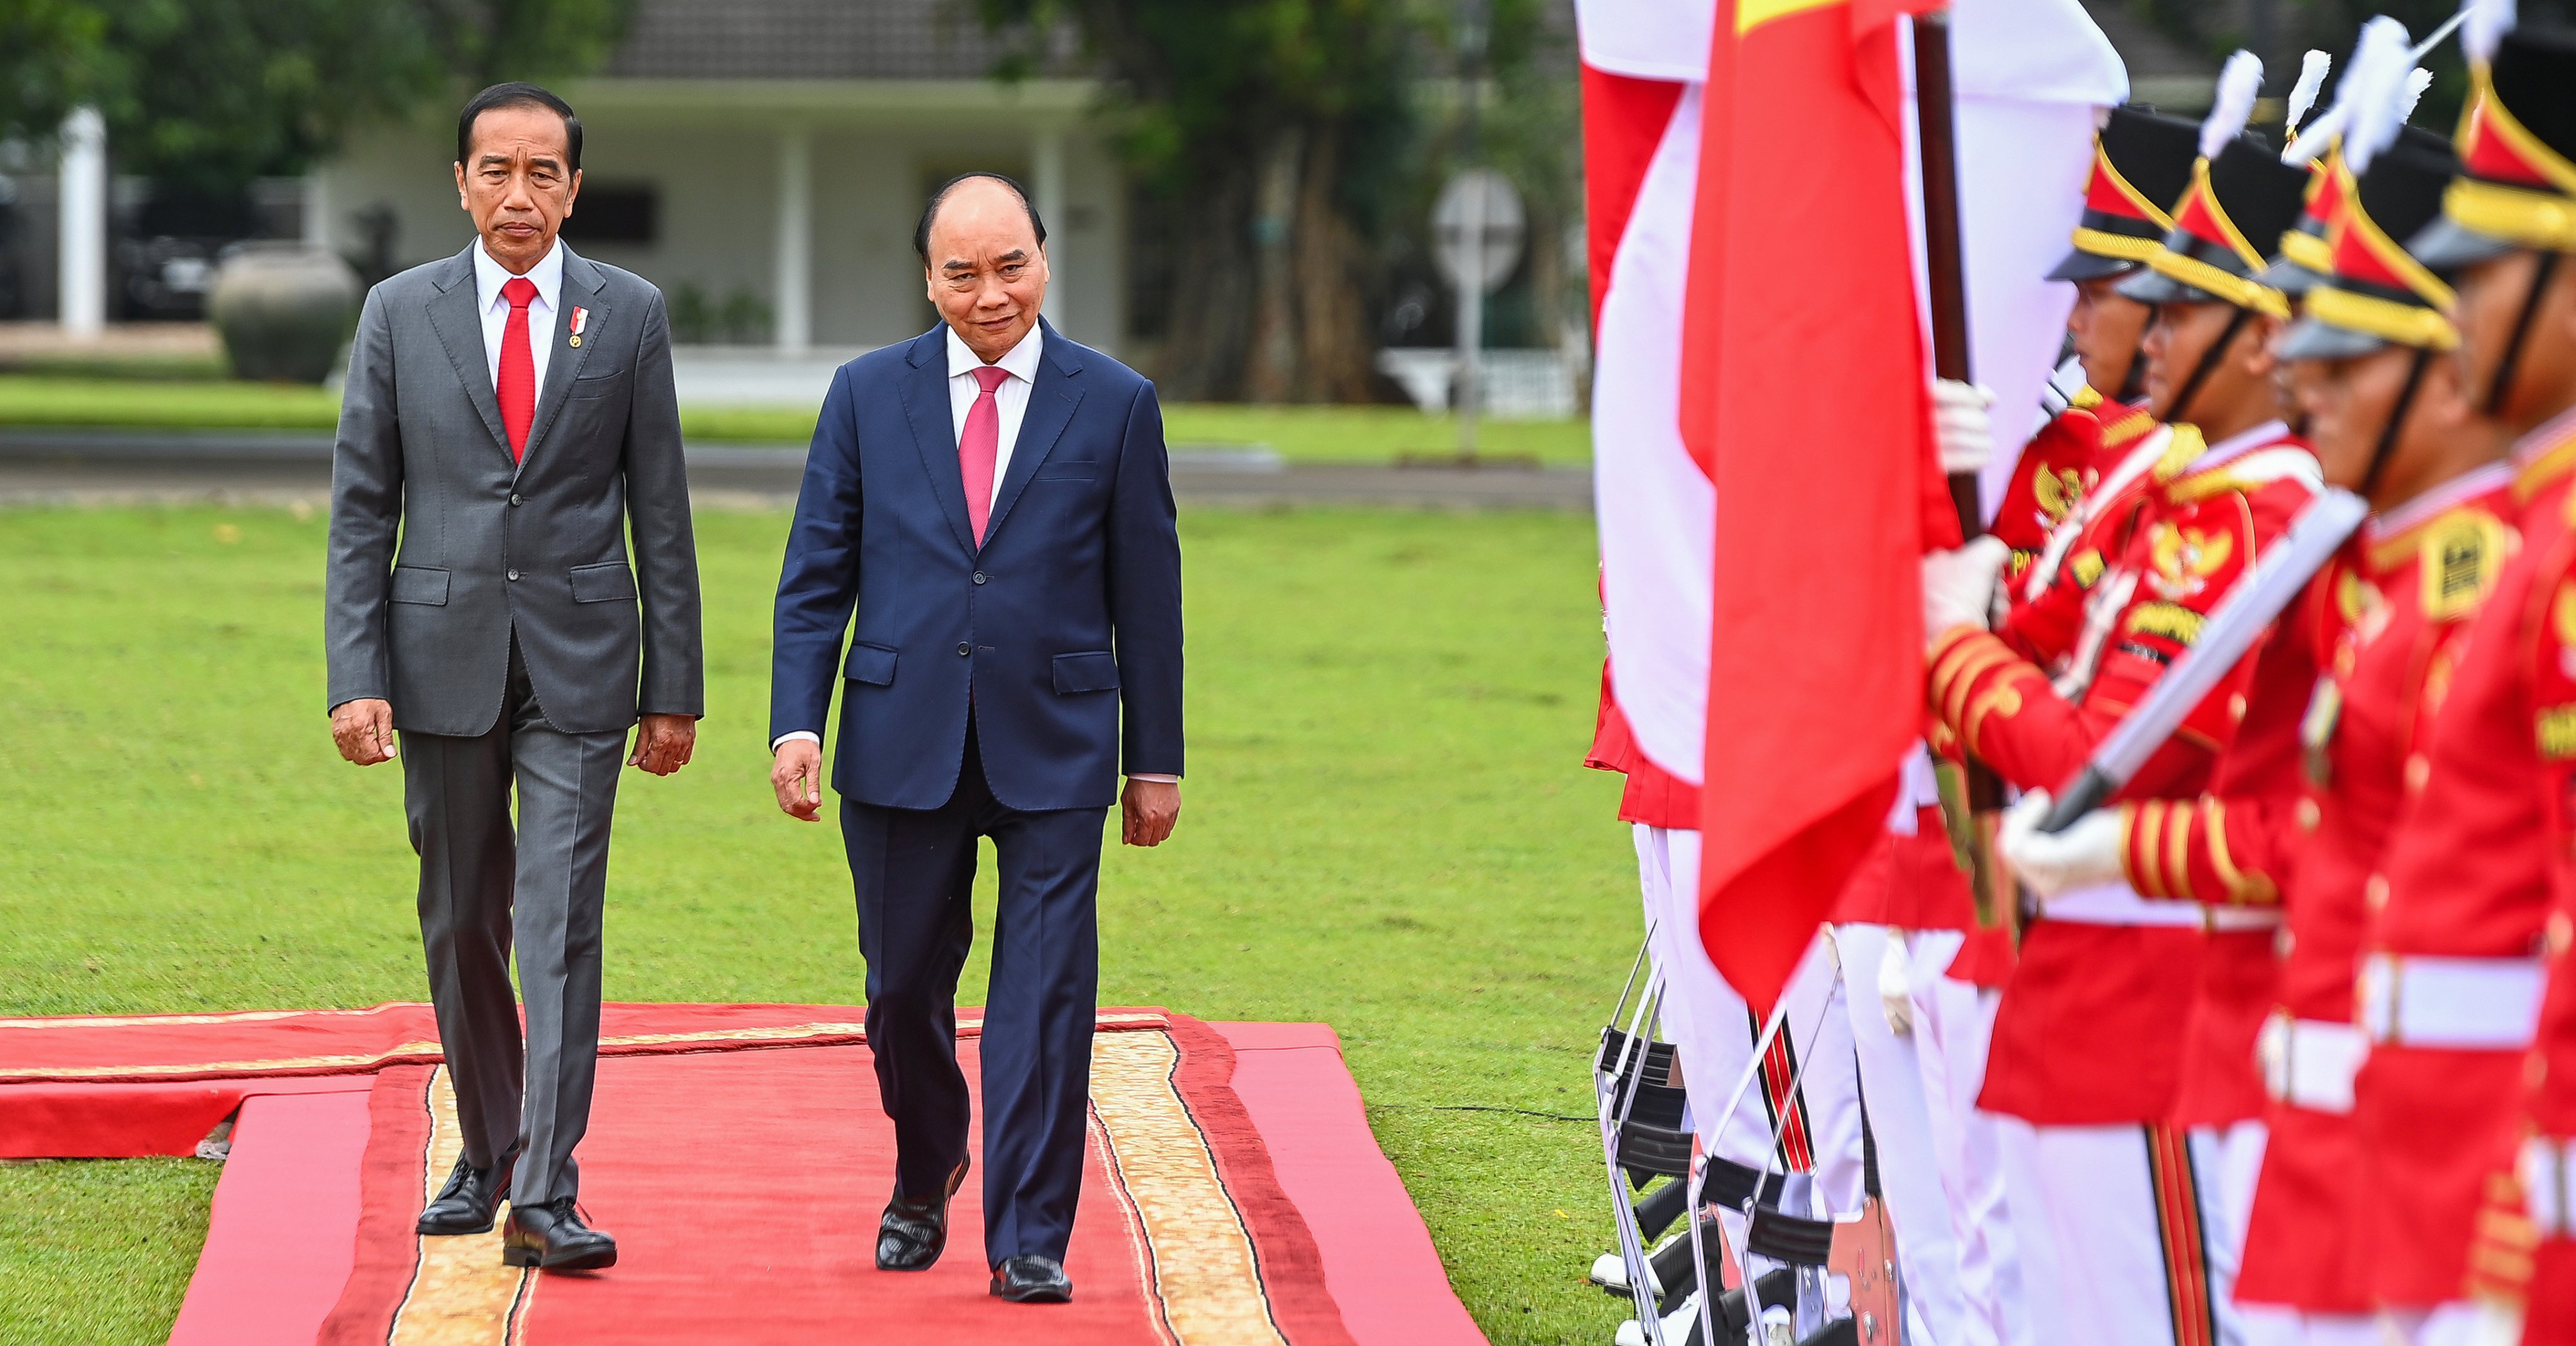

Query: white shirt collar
left=474, top=236, right=565, bottom=314
left=2193, top=418, right=2292, bottom=472
left=945, top=322, right=1044, bottom=384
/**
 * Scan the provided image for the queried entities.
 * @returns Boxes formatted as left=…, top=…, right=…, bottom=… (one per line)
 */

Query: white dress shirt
left=946, top=323, right=1040, bottom=508
left=775, top=320, right=1176, bottom=782
left=472, top=238, right=564, bottom=394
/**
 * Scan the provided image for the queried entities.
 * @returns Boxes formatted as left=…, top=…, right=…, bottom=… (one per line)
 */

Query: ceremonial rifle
left=1911, top=8, right=2014, bottom=927
left=2035, top=487, right=2370, bottom=832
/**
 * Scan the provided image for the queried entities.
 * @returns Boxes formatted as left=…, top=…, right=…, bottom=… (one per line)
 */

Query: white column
left=774, top=125, right=813, bottom=353
left=58, top=106, right=108, bottom=338
left=1032, top=124, right=1068, bottom=338
left=303, top=169, right=332, bottom=250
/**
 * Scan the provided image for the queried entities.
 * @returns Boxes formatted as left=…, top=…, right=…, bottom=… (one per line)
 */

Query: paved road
left=0, top=429, right=1590, bottom=511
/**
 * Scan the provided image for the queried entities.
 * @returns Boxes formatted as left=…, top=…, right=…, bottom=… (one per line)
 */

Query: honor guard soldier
left=2017, top=113, right=2509, bottom=1344
left=1990, top=107, right=2204, bottom=586
left=1917, top=52, right=2317, bottom=1345
left=2345, top=21, right=2576, bottom=1343
left=2403, top=23, right=2576, bottom=1346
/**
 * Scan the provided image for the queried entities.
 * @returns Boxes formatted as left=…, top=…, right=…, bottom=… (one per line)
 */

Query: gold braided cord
left=2302, top=286, right=2462, bottom=350
left=2445, top=177, right=2576, bottom=252
left=2071, top=227, right=2166, bottom=262
left=2145, top=247, right=2294, bottom=318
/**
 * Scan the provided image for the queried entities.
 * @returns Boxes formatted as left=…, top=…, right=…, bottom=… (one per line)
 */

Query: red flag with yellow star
left=1681, top=0, right=1943, bottom=1013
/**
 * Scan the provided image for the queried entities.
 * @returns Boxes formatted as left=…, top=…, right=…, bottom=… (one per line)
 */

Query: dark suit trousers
left=841, top=719, right=1106, bottom=1266
left=401, top=637, right=627, bottom=1206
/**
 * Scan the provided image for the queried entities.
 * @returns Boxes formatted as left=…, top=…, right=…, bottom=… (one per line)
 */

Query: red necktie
left=497, top=276, right=538, bottom=462
left=960, top=365, right=1010, bottom=544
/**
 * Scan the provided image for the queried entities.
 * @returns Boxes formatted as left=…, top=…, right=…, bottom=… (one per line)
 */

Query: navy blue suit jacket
left=769, top=319, right=1184, bottom=812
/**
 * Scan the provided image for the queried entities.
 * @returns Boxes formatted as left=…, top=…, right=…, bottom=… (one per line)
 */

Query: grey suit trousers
left=402, top=637, right=625, bottom=1206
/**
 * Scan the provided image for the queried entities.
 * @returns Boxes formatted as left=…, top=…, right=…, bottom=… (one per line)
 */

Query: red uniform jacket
left=2234, top=465, right=2516, bottom=1313
left=1931, top=421, right=2318, bottom=1125
left=2356, top=417, right=2576, bottom=1308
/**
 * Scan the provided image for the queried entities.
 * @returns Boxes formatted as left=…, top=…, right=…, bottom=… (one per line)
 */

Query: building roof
left=602, top=0, right=1081, bottom=81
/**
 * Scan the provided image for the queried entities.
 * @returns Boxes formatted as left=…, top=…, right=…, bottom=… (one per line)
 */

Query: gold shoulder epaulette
left=2070, top=385, right=2104, bottom=411
left=2164, top=447, right=2324, bottom=506
left=2151, top=424, right=2209, bottom=482
left=2100, top=407, right=2157, bottom=450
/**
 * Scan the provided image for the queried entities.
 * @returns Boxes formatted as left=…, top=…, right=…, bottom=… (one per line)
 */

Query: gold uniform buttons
left=2404, top=755, right=2431, bottom=793
left=2229, top=692, right=2248, bottom=721
left=2295, top=798, right=2321, bottom=832
left=2550, top=910, right=2574, bottom=957
left=2365, top=874, right=2390, bottom=912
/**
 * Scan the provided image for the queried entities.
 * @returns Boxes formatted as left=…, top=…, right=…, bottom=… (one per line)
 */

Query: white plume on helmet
left=2202, top=50, right=2267, bottom=162
left=2341, top=17, right=2418, bottom=175
left=2285, top=50, right=2334, bottom=136
left=2465, top=0, right=2516, bottom=65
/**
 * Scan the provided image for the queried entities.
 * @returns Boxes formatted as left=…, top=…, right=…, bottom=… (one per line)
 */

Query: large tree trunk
left=1245, top=128, right=1306, bottom=404
left=1153, top=158, right=1258, bottom=401
left=1288, top=128, right=1380, bottom=403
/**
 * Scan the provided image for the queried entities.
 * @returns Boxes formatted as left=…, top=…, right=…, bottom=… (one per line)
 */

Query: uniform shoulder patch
left=2071, top=549, right=2107, bottom=589
left=2422, top=509, right=2507, bottom=621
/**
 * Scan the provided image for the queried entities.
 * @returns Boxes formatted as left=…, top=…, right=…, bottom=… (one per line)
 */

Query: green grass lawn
left=0, top=503, right=1635, bottom=1345
left=0, top=374, right=1591, bottom=465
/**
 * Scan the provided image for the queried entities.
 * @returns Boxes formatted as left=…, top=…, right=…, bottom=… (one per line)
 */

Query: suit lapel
left=981, top=321, right=1084, bottom=550
left=515, top=247, right=607, bottom=476
left=422, top=246, right=510, bottom=460
left=898, top=328, right=979, bottom=557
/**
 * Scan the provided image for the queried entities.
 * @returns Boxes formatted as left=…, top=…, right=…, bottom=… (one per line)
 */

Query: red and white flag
left=1580, top=0, right=2121, bottom=1013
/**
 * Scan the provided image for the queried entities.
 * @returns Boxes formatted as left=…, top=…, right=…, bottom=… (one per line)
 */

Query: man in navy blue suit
left=766, top=173, right=1183, bottom=1304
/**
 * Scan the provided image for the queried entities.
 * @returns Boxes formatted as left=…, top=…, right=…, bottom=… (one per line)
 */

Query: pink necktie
left=496, top=277, right=538, bottom=462
left=960, top=364, right=1010, bottom=545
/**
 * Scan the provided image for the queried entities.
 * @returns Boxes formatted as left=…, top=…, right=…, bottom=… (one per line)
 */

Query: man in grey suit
left=325, top=82, right=701, bottom=1272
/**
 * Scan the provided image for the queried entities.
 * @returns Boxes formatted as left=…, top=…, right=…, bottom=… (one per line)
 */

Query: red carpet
left=2, top=1006, right=1485, bottom=1345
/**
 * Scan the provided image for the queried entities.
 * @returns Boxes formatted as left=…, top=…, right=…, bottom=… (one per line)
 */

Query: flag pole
left=1910, top=8, right=2015, bottom=926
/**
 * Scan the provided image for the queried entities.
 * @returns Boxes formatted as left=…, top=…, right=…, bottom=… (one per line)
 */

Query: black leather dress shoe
left=416, top=1154, right=515, bottom=1235
left=876, top=1159, right=969, bottom=1272
left=500, top=1198, right=617, bottom=1272
left=990, top=1254, right=1073, bottom=1303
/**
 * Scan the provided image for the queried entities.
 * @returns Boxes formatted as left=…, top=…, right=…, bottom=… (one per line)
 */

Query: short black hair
left=457, top=82, right=583, bottom=172
left=914, top=172, right=1047, bottom=261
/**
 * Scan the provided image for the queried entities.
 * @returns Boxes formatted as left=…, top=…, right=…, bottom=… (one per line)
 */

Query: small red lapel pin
left=568, top=307, right=589, bottom=348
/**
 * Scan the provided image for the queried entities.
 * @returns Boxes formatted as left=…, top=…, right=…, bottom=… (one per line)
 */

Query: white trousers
left=1839, top=923, right=1981, bottom=1346
left=2190, top=1120, right=2269, bottom=1346
left=1995, top=1120, right=2220, bottom=1346
left=1632, top=826, right=1861, bottom=1207
left=1907, top=938, right=2027, bottom=1346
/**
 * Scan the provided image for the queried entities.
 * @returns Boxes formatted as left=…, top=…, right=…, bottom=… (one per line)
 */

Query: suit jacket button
left=507, top=569, right=520, bottom=581
left=510, top=493, right=522, bottom=506
left=973, top=571, right=988, bottom=585
left=957, top=642, right=971, bottom=656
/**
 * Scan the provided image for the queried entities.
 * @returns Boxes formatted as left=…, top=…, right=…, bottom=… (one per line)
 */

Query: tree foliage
left=980, top=0, right=1568, bottom=403
left=0, top=0, right=634, bottom=192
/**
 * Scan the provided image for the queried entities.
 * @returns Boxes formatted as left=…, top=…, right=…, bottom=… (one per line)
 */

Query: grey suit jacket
left=326, top=242, right=703, bottom=737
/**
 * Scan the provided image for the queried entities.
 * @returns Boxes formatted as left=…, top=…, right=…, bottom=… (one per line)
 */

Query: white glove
left=1877, top=933, right=1916, bottom=1037
left=1933, top=379, right=1998, bottom=476
left=1998, top=790, right=2125, bottom=899
left=2462, top=1303, right=2526, bottom=1346
left=1922, top=535, right=2011, bottom=642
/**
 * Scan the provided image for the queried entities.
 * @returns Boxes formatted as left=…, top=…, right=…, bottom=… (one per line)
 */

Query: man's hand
left=629, top=713, right=696, bottom=776
left=1122, top=778, right=1180, bottom=847
left=332, top=698, right=398, bottom=765
left=772, top=738, right=825, bottom=821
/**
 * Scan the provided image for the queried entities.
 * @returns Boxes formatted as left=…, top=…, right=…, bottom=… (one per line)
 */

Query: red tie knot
left=973, top=364, right=1010, bottom=396
left=501, top=276, right=539, bottom=310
